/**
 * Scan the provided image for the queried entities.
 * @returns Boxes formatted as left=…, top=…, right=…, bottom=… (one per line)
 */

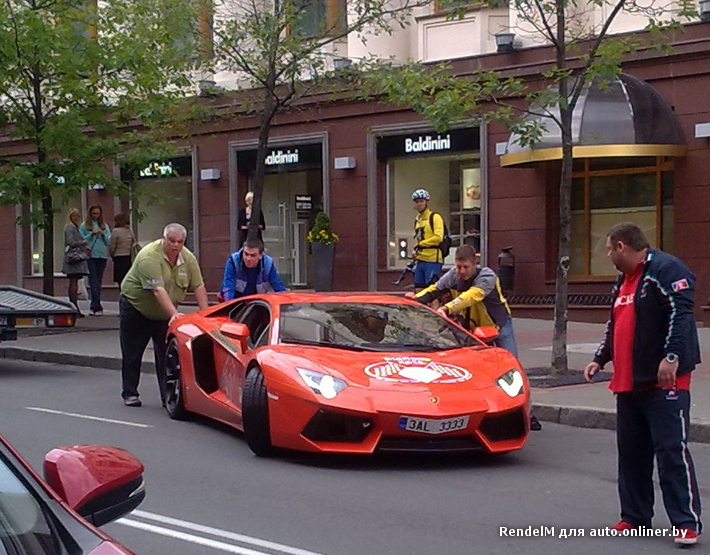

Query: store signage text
left=404, top=134, right=451, bottom=154
left=265, top=149, right=299, bottom=165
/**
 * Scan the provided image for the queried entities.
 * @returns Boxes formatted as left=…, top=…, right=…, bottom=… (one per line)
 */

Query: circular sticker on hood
left=364, top=356, right=471, bottom=384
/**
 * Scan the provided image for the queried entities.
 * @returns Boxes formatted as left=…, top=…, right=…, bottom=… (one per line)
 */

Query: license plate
left=16, top=317, right=45, bottom=328
left=398, top=415, right=470, bottom=435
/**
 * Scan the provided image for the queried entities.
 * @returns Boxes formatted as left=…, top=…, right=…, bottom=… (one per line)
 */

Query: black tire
left=164, top=338, right=188, bottom=420
left=242, top=366, right=275, bottom=457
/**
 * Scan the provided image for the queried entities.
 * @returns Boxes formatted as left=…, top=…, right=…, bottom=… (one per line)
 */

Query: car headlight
left=297, top=368, right=348, bottom=400
left=497, top=369, right=524, bottom=397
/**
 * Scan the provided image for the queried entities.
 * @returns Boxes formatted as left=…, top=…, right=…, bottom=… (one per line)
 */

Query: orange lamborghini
left=164, top=293, right=531, bottom=457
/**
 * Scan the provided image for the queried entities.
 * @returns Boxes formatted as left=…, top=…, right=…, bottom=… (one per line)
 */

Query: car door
left=223, top=301, right=272, bottom=417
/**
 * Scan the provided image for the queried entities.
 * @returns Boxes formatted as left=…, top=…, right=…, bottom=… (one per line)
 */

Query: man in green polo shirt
left=119, top=223, right=209, bottom=407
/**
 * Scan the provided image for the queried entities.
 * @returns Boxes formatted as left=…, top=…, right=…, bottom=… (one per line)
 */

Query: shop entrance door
left=261, top=170, right=322, bottom=288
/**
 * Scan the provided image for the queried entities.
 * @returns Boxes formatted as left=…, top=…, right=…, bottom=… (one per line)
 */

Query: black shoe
left=530, top=414, right=542, bottom=431
left=123, top=396, right=142, bottom=407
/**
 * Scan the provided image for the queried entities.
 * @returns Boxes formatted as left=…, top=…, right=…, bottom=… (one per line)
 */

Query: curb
left=0, top=347, right=155, bottom=373
left=533, top=403, right=710, bottom=444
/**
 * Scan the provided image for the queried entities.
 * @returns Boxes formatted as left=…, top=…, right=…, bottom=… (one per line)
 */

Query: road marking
left=530, top=342, right=601, bottom=355
left=25, top=407, right=152, bottom=428
left=121, top=510, right=325, bottom=555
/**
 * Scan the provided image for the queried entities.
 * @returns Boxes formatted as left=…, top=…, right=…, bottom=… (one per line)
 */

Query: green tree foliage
left=362, top=0, right=698, bottom=373
left=206, top=0, right=433, bottom=242
left=0, top=0, right=202, bottom=294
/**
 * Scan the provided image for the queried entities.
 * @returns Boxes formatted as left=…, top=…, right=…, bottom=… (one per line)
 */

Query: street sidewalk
left=3, top=299, right=710, bottom=442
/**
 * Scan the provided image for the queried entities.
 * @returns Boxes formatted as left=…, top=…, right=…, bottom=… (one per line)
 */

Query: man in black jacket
left=584, top=222, right=702, bottom=545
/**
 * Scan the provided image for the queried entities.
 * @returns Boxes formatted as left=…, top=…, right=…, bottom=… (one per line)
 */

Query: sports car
left=164, top=293, right=531, bottom=457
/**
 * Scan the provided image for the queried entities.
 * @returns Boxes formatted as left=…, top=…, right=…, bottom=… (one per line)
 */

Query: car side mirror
left=43, top=445, right=145, bottom=527
left=219, top=322, right=250, bottom=352
left=473, top=326, right=499, bottom=344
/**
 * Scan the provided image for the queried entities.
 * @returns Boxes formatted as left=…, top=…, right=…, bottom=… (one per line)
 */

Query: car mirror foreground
left=43, top=445, right=146, bottom=527
left=473, top=326, right=499, bottom=344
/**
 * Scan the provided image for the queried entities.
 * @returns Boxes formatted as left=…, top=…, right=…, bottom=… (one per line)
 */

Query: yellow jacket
left=413, top=209, right=444, bottom=263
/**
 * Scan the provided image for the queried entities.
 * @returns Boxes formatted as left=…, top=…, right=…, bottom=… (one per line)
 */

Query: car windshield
left=278, top=302, right=479, bottom=352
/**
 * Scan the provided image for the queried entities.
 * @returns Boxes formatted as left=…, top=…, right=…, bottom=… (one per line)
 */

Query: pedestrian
left=237, top=191, right=266, bottom=247
left=61, top=208, right=89, bottom=317
left=119, top=223, right=209, bottom=407
left=108, top=212, right=136, bottom=286
left=584, top=221, right=702, bottom=545
left=410, top=189, right=444, bottom=291
left=79, top=204, right=111, bottom=316
left=219, top=237, right=287, bottom=301
left=406, top=244, right=518, bottom=357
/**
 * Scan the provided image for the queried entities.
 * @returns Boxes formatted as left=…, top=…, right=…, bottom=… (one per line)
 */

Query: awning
left=500, top=73, right=686, bottom=167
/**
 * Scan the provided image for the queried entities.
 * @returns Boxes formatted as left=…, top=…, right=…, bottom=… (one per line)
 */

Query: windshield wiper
left=280, top=338, right=366, bottom=351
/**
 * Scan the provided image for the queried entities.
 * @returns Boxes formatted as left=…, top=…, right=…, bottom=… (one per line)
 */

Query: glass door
left=261, top=170, right=322, bottom=288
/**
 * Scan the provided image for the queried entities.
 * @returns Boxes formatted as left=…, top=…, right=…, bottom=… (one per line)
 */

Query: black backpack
left=429, top=212, right=452, bottom=259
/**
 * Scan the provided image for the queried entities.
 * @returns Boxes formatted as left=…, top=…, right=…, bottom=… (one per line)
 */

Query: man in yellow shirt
left=119, top=223, right=209, bottom=407
left=411, top=189, right=444, bottom=290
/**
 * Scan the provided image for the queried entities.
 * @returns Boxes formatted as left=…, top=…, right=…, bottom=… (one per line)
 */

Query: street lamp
left=495, top=32, right=517, bottom=54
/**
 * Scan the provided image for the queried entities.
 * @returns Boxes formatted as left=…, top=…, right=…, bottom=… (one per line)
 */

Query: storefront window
left=570, top=157, right=674, bottom=277
left=125, top=157, right=195, bottom=251
left=379, top=128, right=481, bottom=269
left=31, top=195, right=83, bottom=275
left=236, top=143, right=323, bottom=288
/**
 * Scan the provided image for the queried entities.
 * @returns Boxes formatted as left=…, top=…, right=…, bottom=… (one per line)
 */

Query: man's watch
left=664, top=353, right=679, bottom=364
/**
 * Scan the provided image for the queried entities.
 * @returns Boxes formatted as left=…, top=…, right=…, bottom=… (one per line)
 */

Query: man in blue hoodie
left=220, top=238, right=287, bottom=301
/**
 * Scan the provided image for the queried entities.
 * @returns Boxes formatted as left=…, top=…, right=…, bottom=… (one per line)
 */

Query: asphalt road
left=2, top=358, right=709, bottom=554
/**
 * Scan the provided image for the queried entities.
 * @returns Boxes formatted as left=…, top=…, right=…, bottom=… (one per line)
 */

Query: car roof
left=249, top=292, right=415, bottom=306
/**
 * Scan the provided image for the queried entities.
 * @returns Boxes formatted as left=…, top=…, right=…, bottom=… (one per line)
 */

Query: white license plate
left=398, top=415, right=470, bottom=435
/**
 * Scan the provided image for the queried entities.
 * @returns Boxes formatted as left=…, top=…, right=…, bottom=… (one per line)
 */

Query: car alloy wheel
left=164, top=338, right=188, bottom=420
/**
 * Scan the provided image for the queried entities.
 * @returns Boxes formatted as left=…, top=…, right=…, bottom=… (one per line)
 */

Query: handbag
left=131, top=239, right=142, bottom=261
left=65, top=246, right=89, bottom=264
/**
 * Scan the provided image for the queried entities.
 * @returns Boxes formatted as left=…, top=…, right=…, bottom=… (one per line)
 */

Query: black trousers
left=617, top=389, right=702, bottom=531
left=119, top=295, right=168, bottom=402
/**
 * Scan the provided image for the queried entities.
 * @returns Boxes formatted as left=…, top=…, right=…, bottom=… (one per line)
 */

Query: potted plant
left=307, top=212, right=339, bottom=291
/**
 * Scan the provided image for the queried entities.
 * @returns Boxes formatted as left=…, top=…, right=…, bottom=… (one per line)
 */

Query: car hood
left=262, top=345, right=520, bottom=391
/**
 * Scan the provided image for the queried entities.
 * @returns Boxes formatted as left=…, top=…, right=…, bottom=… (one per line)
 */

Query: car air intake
left=302, top=410, right=372, bottom=443
left=479, top=409, right=527, bottom=442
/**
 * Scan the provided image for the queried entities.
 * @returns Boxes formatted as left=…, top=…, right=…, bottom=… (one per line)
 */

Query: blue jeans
left=87, top=257, right=107, bottom=313
left=414, top=261, right=442, bottom=288
left=495, top=318, right=518, bottom=358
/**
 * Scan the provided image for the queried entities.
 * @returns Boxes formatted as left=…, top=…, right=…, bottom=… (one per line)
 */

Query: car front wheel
left=242, top=366, right=275, bottom=457
left=164, top=338, right=188, bottom=420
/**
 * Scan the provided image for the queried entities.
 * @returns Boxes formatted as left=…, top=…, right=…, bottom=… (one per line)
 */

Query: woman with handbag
left=62, top=208, right=89, bottom=317
left=108, top=212, right=137, bottom=286
left=80, top=204, right=112, bottom=316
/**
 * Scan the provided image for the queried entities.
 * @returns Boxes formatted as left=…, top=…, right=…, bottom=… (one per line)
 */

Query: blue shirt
left=79, top=222, right=111, bottom=259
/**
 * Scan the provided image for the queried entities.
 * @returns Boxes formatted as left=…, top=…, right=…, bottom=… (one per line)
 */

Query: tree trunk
left=40, top=184, right=54, bottom=296
left=248, top=90, right=276, bottom=243
left=550, top=2, right=570, bottom=374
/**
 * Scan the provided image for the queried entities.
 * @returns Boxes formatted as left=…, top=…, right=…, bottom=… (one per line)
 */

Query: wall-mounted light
left=333, top=156, right=356, bottom=170
left=700, top=0, right=710, bottom=22
left=495, top=32, right=517, bottom=54
left=88, top=183, right=105, bottom=190
left=200, top=168, right=221, bottom=181
left=333, top=57, right=353, bottom=70
left=695, top=122, right=710, bottom=141
left=398, top=238, right=408, bottom=260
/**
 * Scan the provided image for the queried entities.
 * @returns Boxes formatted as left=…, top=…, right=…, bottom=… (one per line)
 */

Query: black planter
left=312, top=242, right=335, bottom=292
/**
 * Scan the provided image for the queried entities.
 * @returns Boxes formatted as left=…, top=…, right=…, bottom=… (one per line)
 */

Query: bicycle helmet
left=411, top=189, right=430, bottom=201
